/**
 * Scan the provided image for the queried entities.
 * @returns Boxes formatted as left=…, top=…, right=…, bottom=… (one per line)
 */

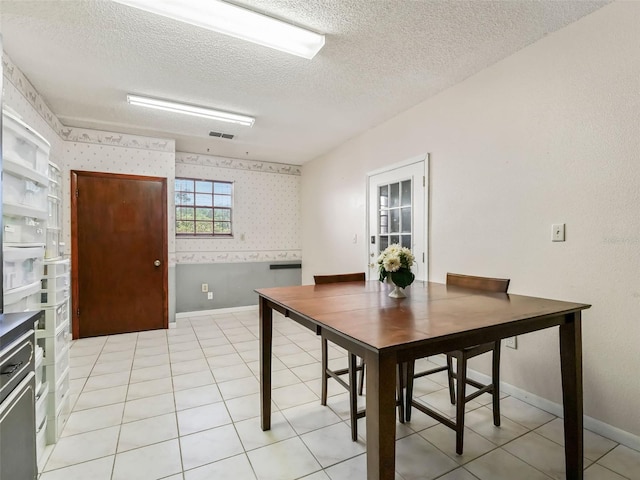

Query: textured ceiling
left=0, top=0, right=607, bottom=164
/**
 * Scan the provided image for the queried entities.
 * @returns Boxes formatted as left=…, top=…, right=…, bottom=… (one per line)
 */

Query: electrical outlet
left=505, top=336, right=517, bottom=349
left=201, top=283, right=208, bottom=292
left=207, top=292, right=213, bottom=300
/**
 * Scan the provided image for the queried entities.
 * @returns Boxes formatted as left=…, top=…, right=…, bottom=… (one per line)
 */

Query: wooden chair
left=405, top=272, right=510, bottom=454
left=314, top=272, right=404, bottom=441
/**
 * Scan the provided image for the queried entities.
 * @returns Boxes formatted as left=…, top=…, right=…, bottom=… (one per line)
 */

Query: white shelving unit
left=2, top=109, right=71, bottom=457
left=39, top=166, right=71, bottom=443
left=2, top=109, right=51, bottom=465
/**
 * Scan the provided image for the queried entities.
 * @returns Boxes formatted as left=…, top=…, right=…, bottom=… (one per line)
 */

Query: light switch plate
left=552, top=224, right=565, bottom=242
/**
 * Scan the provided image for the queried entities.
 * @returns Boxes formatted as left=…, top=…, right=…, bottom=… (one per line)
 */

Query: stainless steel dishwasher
left=0, top=317, right=37, bottom=480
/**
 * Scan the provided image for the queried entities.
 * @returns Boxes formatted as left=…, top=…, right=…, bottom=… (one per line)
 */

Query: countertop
left=0, top=311, right=41, bottom=349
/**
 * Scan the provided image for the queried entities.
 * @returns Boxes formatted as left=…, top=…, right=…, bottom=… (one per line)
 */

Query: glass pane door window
left=378, top=179, right=412, bottom=253
left=367, top=157, right=427, bottom=281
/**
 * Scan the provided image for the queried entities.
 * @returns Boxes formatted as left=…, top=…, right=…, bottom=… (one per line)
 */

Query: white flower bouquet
left=377, top=244, right=415, bottom=289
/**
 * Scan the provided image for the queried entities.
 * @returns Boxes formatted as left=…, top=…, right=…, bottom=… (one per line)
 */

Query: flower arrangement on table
left=377, top=244, right=415, bottom=297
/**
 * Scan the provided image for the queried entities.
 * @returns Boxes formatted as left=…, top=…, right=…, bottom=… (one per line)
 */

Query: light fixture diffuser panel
left=127, top=94, right=255, bottom=126
left=113, top=0, right=325, bottom=59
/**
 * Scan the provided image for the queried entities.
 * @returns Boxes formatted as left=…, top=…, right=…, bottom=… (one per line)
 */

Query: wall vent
left=209, top=131, right=234, bottom=139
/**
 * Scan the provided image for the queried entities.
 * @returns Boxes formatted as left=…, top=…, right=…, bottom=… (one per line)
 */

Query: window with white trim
left=175, top=178, right=233, bottom=236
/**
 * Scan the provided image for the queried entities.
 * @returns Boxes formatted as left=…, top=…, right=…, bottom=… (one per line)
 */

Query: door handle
left=154, top=260, right=161, bottom=267
left=1, top=361, right=23, bottom=376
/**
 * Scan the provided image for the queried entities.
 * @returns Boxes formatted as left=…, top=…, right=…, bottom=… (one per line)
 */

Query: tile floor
left=39, top=309, right=639, bottom=480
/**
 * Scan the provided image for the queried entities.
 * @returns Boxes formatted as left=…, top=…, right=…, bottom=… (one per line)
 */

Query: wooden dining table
left=256, top=280, right=590, bottom=480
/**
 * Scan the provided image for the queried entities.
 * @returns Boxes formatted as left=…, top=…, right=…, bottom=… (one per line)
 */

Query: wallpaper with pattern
left=2, top=52, right=302, bottom=265
left=175, top=152, right=301, bottom=264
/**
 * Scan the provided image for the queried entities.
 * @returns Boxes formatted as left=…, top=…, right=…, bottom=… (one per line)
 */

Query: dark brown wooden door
left=71, top=171, right=168, bottom=338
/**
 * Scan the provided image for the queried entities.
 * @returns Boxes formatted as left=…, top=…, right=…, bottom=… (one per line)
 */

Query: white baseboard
left=175, top=305, right=258, bottom=319
left=427, top=355, right=639, bottom=451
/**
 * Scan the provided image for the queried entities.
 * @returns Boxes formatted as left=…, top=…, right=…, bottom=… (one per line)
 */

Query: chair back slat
left=314, top=272, right=366, bottom=285
left=446, top=273, right=510, bottom=293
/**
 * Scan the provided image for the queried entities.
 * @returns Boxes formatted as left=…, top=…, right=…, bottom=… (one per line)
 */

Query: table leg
left=365, top=350, right=397, bottom=480
left=259, top=296, right=273, bottom=431
left=559, top=311, right=583, bottom=480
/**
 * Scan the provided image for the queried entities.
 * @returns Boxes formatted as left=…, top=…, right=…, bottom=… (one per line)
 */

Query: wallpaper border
left=176, top=250, right=301, bottom=264
left=176, top=152, right=301, bottom=176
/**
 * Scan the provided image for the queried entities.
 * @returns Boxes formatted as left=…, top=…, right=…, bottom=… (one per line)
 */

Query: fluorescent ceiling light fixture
left=113, top=0, right=325, bottom=59
left=127, top=94, right=255, bottom=126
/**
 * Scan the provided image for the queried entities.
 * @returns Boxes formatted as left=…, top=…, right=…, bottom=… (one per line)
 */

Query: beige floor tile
left=134, top=345, right=169, bottom=358
left=598, top=445, right=640, bottom=479
left=465, top=448, right=551, bottom=480
left=394, top=433, right=459, bottom=480
left=172, top=370, right=215, bottom=391
left=44, top=426, right=120, bottom=471
left=122, top=392, right=176, bottom=423
left=117, top=413, right=178, bottom=452
left=184, top=453, right=257, bottom=480
left=170, top=358, right=210, bottom=376
left=126, top=377, right=173, bottom=401
left=534, top=417, right=618, bottom=461
left=225, top=392, right=269, bottom=422
left=177, top=402, right=232, bottom=435
left=207, top=352, right=245, bottom=368
left=202, top=343, right=236, bottom=357
left=169, top=348, right=205, bottom=362
left=498, top=396, right=555, bottom=430
left=180, top=424, right=244, bottom=470
left=281, top=400, right=343, bottom=435
left=272, top=382, right=319, bottom=410
left=90, top=359, right=133, bottom=376
left=419, top=423, right=497, bottom=464
left=129, top=363, right=171, bottom=384
left=174, top=384, right=222, bottom=411
left=247, top=437, right=322, bottom=480
left=301, top=422, right=366, bottom=468
left=73, top=385, right=128, bottom=411
left=83, top=371, right=131, bottom=392
left=62, top=402, right=124, bottom=437
left=217, top=376, right=260, bottom=400
left=112, top=439, right=182, bottom=480
left=434, top=468, right=481, bottom=480
left=278, top=351, right=318, bottom=368
left=235, top=411, right=298, bottom=451
left=96, top=350, right=135, bottom=364
left=463, top=405, right=529, bottom=446
left=39, top=455, right=114, bottom=480
left=503, top=431, right=590, bottom=480
left=585, top=463, right=629, bottom=480
left=211, top=363, right=254, bottom=382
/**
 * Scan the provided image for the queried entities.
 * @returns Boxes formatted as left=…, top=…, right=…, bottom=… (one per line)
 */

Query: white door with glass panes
left=367, top=156, right=427, bottom=281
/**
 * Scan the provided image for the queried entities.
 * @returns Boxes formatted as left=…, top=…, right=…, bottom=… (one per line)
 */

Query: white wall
left=301, top=1, right=639, bottom=442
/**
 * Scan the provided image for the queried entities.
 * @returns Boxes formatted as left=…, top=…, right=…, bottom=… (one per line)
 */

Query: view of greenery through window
left=175, top=178, right=232, bottom=236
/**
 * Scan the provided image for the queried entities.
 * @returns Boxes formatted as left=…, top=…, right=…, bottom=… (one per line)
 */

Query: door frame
left=70, top=170, right=169, bottom=339
left=365, top=153, right=429, bottom=281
